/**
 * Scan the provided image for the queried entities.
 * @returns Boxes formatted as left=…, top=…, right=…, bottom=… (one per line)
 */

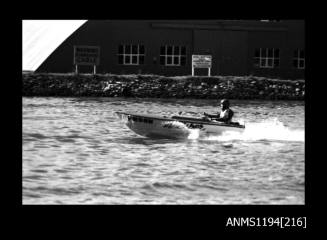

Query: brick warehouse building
left=36, top=20, right=305, bottom=79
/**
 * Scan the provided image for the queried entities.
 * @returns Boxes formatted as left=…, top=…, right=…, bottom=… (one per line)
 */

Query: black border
left=16, top=4, right=314, bottom=233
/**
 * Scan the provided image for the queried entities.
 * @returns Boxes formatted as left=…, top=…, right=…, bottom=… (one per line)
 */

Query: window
left=160, top=45, right=186, bottom=66
left=254, top=48, right=280, bottom=68
left=293, top=49, right=305, bottom=69
left=118, top=44, right=145, bottom=65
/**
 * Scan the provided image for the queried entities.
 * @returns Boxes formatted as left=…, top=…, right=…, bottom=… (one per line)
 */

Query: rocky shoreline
left=22, top=73, right=305, bottom=100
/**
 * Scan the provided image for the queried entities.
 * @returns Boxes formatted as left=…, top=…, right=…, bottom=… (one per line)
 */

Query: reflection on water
left=23, top=97, right=304, bottom=204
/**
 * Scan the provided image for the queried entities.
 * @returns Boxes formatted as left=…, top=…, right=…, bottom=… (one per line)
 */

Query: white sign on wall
left=74, top=46, right=100, bottom=74
left=74, top=46, right=100, bottom=65
left=192, top=55, right=212, bottom=76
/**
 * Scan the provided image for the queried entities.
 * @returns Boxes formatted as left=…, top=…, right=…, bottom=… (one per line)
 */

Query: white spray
left=190, top=118, right=304, bottom=142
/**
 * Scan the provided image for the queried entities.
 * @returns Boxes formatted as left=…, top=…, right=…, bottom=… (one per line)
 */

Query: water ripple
left=23, top=97, right=304, bottom=204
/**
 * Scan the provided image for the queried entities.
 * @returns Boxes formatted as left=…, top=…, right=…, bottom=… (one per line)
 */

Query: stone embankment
left=22, top=73, right=305, bottom=100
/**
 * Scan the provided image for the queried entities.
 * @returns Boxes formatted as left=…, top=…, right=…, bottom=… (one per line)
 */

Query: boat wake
left=196, top=118, right=304, bottom=142
left=116, top=112, right=304, bottom=142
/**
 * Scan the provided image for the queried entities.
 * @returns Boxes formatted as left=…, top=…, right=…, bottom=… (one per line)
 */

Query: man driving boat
left=203, top=99, right=234, bottom=123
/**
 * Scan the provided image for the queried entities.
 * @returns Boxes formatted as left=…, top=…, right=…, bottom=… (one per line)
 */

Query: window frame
left=253, top=48, right=280, bottom=68
left=293, top=49, right=305, bottom=69
left=160, top=45, right=186, bottom=66
left=117, top=44, right=145, bottom=65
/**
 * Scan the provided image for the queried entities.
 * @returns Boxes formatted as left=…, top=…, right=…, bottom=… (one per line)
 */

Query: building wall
left=247, top=30, right=288, bottom=77
left=36, top=20, right=305, bottom=79
left=220, top=30, right=249, bottom=76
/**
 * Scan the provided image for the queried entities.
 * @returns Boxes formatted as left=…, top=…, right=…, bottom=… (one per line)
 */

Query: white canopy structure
left=22, top=20, right=87, bottom=71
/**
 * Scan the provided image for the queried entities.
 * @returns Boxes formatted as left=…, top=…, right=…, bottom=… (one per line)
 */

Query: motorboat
left=116, top=111, right=245, bottom=139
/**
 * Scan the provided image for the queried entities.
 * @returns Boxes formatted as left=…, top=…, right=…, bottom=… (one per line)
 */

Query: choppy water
left=23, top=97, right=305, bottom=204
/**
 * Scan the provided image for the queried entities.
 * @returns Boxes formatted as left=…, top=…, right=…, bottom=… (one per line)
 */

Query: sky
left=22, top=20, right=87, bottom=71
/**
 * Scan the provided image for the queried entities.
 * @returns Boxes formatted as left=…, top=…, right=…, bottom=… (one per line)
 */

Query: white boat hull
left=116, top=112, right=245, bottom=139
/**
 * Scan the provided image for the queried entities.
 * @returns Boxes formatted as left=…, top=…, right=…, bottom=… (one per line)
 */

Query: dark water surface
left=23, top=97, right=304, bottom=204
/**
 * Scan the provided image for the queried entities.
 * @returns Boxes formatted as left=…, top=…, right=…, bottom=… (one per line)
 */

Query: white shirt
left=220, top=109, right=228, bottom=119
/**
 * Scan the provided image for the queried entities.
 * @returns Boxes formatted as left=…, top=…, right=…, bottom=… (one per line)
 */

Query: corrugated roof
left=22, top=20, right=87, bottom=71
